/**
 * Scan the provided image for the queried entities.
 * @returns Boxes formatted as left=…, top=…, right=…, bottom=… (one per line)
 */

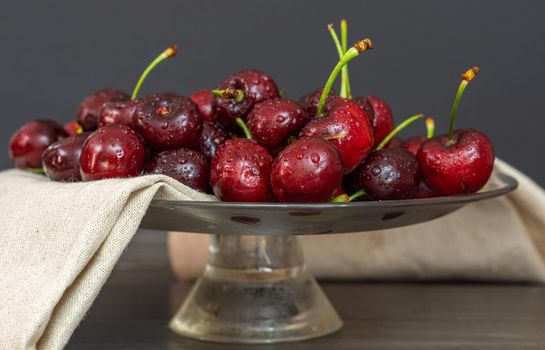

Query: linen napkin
left=168, top=159, right=545, bottom=282
left=0, top=171, right=215, bottom=350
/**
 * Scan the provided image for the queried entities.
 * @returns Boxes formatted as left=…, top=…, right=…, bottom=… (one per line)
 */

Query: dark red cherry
left=300, top=100, right=374, bottom=173
left=190, top=89, right=216, bottom=122
left=80, top=124, right=146, bottom=181
left=417, top=129, right=494, bottom=196
left=199, top=121, right=229, bottom=159
left=213, top=69, right=280, bottom=129
left=358, top=147, right=421, bottom=200
left=353, top=96, right=394, bottom=147
left=42, top=132, right=91, bottom=181
left=299, top=88, right=337, bottom=117
left=98, top=99, right=137, bottom=128
left=247, top=98, right=310, bottom=155
left=271, top=137, right=343, bottom=202
left=133, top=94, right=202, bottom=151
left=415, top=180, right=438, bottom=199
left=76, top=89, right=129, bottom=131
left=9, top=119, right=68, bottom=169
left=145, top=148, right=209, bottom=192
left=210, top=139, right=273, bottom=202
left=386, top=137, right=403, bottom=149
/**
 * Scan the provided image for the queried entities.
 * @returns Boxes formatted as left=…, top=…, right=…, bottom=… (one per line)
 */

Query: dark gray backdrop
left=1, top=0, right=544, bottom=185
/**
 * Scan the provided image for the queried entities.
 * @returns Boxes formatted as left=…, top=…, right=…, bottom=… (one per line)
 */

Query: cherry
left=417, top=67, right=494, bottom=195
left=42, top=132, right=91, bottom=181
left=76, top=89, right=129, bottom=131
left=145, top=148, right=209, bottom=193
left=359, top=147, right=421, bottom=200
left=353, top=96, right=394, bottom=147
left=199, top=121, right=229, bottom=159
left=299, top=88, right=336, bottom=117
left=80, top=124, right=146, bottom=181
left=9, top=119, right=68, bottom=170
left=300, top=100, right=373, bottom=173
left=212, top=69, right=280, bottom=129
left=247, top=98, right=310, bottom=155
left=190, top=89, right=216, bottom=122
left=98, top=46, right=178, bottom=128
left=271, top=137, right=343, bottom=202
left=133, top=94, right=202, bottom=151
left=64, top=121, right=83, bottom=136
left=210, top=137, right=273, bottom=202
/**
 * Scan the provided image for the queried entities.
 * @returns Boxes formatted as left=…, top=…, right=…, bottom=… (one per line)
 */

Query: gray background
left=1, top=0, right=544, bottom=185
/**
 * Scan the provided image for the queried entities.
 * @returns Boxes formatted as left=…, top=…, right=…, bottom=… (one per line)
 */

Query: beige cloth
left=0, top=159, right=544, bottom=349
left=169, top=159, right=545, bottom=282
left=0, top=171, right=215, bottom=350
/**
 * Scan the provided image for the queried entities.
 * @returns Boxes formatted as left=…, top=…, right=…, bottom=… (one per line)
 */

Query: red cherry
left=299, top=88, right=337, bottom=117
left=402, top=136, right=427, bottom=155
left=210, top=139, right=273, bottom=202
left=271, top=137, right=343, bottom=202
left=300, top=100, right=374, bottom=173
left=247, top=98, right=310, bottom=155
left=199, top=121, right=229, bottom=160
left=417, top=129, right=494, bottom=195
left=76, top=89, right=129, bottom=131
left=80, top=124, right=146, bottom=180
left=98, top=100, right=137, bottom=128
left=417, top=67, right=494, bottom=196
left=190, top=89, right=216, bottom=122
left=42, top=132, right=91, bottom=181
left=145, top=148, right=209, bottom=193
left=353, top=96, right=394, bottom=147
left=9, top=119, right=68, bottom=169
left=132, top=94, right=202, bottom=151
left=213, top=69, right=280, bottom=129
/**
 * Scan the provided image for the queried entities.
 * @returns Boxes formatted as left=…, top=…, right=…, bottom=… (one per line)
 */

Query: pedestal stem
left=170, top=234, right=342, bottom=343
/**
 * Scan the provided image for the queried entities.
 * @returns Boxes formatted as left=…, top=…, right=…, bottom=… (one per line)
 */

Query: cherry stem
left=348, top=189, right=366, bottom=202
left=236, top=117, right=252, bottom=139
left=448, top=66, right=479, bottom=140
left=376, top=114, right=424, bottom=150
left=340, top=19, right=352, bottom=98
left=211, top=88, right=245, bottom=103
left=328, top=24, right=349, bottom=99
left=131, top=45, right=177, bottom=100
left=316, top=38, right=373, bottom=117
left=26, top=167, right=45, bottom=174
left=330, top=189, right=367, bottom=203
left=426, top=118, right=435, bottom=139
left=330, top=194, right=349, bottom=202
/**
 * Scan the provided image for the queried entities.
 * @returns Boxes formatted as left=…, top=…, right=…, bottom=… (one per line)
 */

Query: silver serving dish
left=141, top=172, right=517, bottom=344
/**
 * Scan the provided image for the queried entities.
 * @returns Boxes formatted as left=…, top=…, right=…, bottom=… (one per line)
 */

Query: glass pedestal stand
left=169, top=234, right=342, bottom=343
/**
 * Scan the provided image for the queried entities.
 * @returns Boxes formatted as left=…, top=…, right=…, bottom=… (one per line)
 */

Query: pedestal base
left=169, top=235, right=342, bottom=343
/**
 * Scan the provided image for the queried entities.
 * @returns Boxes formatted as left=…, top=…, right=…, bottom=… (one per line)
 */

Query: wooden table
left=68, top=230, right=545, bottom=349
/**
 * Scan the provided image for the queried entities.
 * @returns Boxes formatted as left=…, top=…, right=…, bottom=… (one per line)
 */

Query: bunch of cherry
left=8, top=21, right=495, bottom=203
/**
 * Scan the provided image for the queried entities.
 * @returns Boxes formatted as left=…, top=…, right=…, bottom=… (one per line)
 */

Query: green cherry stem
left=330, top=193, right=349, bottom=202
left=26, top=167, right=45, bottom=174
left=316, top=38, right=373, bottom=117
left=327, top=24, right=349, bottom=99
left=131, top=45, right=177, bottom=100
left=348, top=189, right=366, bottom=202
left=426, top=117, right=435, bottom=139
left=236, top=117, right=252, bottom=139
left=330, top=189, right=367, bottom=203
left=376, top=114, right=424, bottom=150
left=448, top=66, right=479, bottom=140
left=211, top=88, right=245, bottom=103
left=340, top=19, right=352, bottom=98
